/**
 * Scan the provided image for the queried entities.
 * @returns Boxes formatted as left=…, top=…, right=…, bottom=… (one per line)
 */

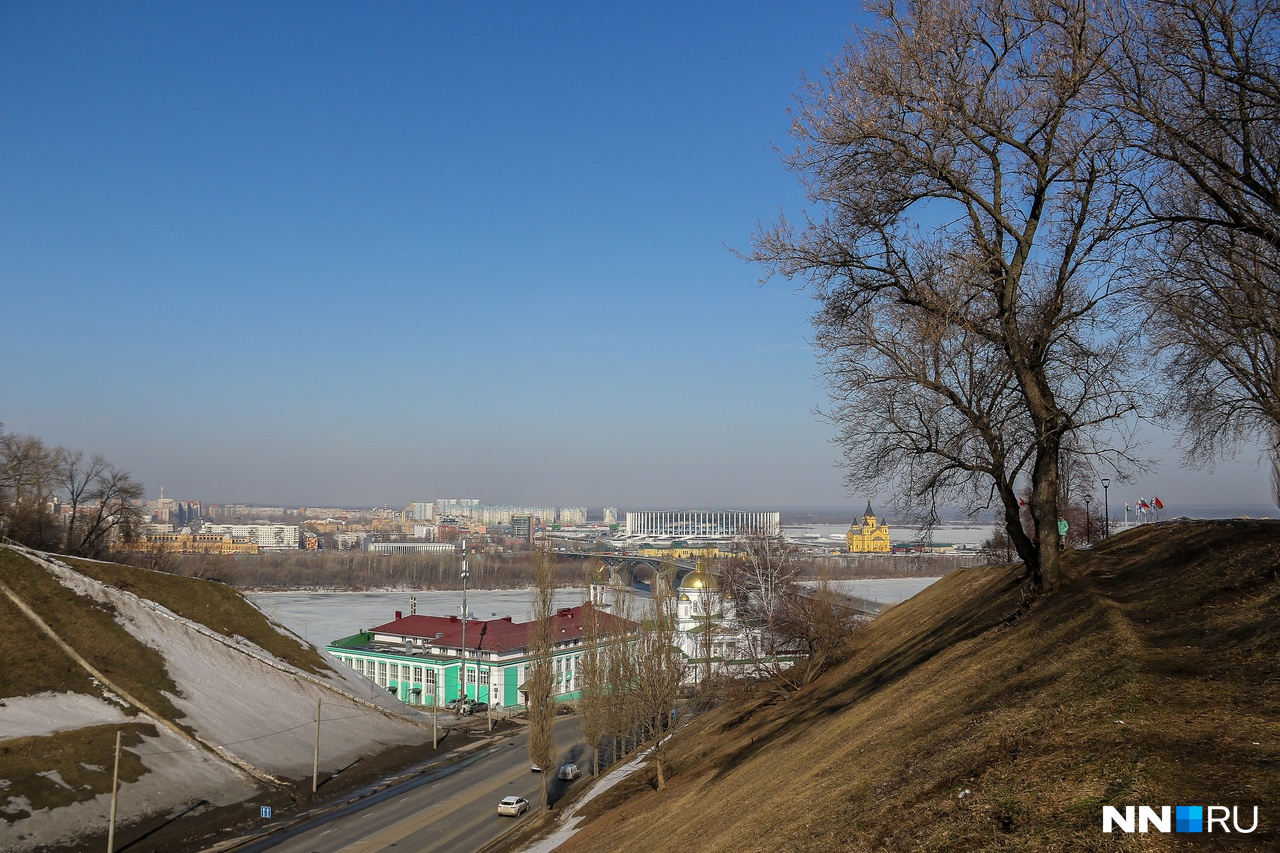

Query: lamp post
left=460, top=540, right=469, bottom=707
left=1084, top=494, right=1092, bottom=544
left=1101, top=478, right=1111, bottom=538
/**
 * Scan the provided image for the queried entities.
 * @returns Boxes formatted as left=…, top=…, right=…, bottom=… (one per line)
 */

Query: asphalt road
left=248, top=716, right=589, bottom=853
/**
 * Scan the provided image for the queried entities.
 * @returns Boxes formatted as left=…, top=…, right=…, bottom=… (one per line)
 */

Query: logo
left=1102, top=806, right=1258, bottom=834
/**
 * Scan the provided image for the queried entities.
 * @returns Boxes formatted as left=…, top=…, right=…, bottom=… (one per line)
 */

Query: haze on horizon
left=1, top=2, right=1271, bottom=513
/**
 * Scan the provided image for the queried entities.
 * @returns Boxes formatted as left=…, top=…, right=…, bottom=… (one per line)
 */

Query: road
left=242, top=716, right=589, bottom=853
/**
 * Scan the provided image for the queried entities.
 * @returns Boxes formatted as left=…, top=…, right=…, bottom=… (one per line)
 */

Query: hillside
left=0, top=545, right=434, bottom=852
left=556, top=521, right=1280, bottom=851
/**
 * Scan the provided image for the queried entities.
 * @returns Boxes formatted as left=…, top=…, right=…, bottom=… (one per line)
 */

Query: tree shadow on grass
left=706, top=566, right=1027, bottom=783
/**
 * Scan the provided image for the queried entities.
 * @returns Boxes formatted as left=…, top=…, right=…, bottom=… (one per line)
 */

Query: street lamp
left=460, top=540, right=469, bottom=707
left=1084, top=494, right=1092, bottom=544
left=1101, top=478, right=1111, bottom=538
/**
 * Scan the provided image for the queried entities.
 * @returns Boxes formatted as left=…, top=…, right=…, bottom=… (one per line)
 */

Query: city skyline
left=1, top=2, right=1272, bottom=513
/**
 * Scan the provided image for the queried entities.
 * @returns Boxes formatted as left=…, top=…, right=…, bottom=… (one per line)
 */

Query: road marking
left=320, top=829, right=332, bottom=836
left=399, top=796, right=410, bottom=803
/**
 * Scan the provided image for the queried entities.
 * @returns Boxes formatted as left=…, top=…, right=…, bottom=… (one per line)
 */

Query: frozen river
left=250, top=588, right=589, bottom=648
left=251, top=577, right=941, bottom=649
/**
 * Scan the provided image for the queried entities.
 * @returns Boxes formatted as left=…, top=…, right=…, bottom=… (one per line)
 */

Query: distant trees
left=0, top=424, right=144, bottom=556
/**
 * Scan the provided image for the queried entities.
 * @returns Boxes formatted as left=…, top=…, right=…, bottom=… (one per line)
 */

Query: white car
left=557, top=763, right=581, bottom=780
left=498, top=796, right=530, bottom=817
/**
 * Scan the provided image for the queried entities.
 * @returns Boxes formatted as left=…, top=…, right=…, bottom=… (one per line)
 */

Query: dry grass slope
left=0, top=550, right=183, bottom=717
left=560, top=521, right=1279, bottom=852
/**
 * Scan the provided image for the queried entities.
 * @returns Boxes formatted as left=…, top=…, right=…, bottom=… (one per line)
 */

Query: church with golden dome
left=587, top=559, right=785, bottom=681
left=846, top=501, right=891, bottom=553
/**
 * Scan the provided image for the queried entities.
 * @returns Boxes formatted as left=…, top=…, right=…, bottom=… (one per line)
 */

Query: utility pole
left=106, top=730, right=121, bottom=853
left=312, top=698, right=321, bottom=794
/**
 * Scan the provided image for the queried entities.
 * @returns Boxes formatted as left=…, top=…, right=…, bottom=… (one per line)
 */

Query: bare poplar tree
left=526, top=540, right=557, bottom=808
left=749, top=0, right=1146, bottom=590
left=631, top=563, right=686, bottom=791
left=1112, top=0, right=1280, bottom=478
left=604, top=581, right=640, bottom=767
left=694, top=553, right=718, bottom=692
left=576, top=563, right=610, bottom=776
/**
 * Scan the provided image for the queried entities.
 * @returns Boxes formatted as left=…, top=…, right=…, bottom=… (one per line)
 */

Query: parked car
left=498, top=796, right=530, bottom=817
left=530, top=762, right=542, bottom=773
left=557, top=763, right=581, bottom=781
left=466, top=701, right=488, bottom=714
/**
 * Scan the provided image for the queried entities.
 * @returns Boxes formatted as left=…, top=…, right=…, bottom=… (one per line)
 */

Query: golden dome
left=679, top=569, right=718, bottom=590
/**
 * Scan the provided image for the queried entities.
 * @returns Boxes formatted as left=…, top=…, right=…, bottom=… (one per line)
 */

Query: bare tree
left=1112, top=0, right=1280, bottom=484
left=57, top=450, right=109, bottom=554
left=722, top=531, right=801, bottom=684
left=603, top=583, right=641, bottom=769
left=0, top=428, right=64, bottom=549
left=71, top=464, right=145, bottom=558
left=631, top=562, right=686, bottom=790
left=776, top=572, right=863, bottom=688
left=693, top=553, right=718, bottom=693
left=526, top=541, right=557, bottom=808
left=748, top=0, right=1147, bottom=590
left=577, top=562, right=610, bottom=777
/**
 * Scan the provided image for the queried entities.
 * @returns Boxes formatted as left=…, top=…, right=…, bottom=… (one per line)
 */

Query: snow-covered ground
left=0, top=692, right=131, bottom=740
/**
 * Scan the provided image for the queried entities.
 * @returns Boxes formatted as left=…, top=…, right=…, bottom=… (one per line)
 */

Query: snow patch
left=0, top=692, right=131, bottom=740
left=1, top=794, right=32, bottom=815
left=34, top=771, right=70, bottom=790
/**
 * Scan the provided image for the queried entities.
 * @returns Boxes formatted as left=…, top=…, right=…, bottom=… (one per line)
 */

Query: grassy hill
left=557, top=520, right=1280, bottom=851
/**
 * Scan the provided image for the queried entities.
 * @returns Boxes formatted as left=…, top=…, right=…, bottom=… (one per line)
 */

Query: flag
left=1139, top=497, right=1150, bottom=511
left=1125, top=500, right=1131, bottom=514
left=1153, top=496, right=1164, bottom=510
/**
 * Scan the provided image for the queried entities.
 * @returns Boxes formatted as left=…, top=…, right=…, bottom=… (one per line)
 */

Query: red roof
left=370, top=603, right=633, bottom=654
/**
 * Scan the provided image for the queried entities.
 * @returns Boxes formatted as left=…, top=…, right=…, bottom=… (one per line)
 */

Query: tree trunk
left=1029, top=438, right=1065, bottom=590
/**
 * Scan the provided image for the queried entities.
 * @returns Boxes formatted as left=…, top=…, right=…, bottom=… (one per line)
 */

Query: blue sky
left=1, top=1, right=1272, bottom=513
